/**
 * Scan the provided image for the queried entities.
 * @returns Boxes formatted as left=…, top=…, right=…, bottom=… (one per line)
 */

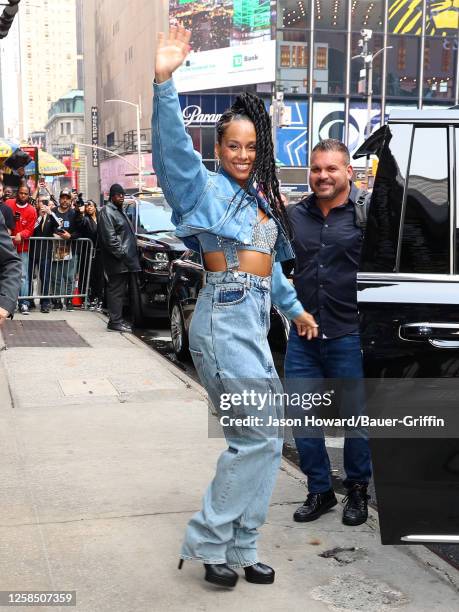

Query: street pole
left=105, top=98, right=143, bottom=191
left=352, top=31, right=392, bottom=187
left=136, top=94, right=142, bottom=193
left=365, top=54, right=373, bottom=185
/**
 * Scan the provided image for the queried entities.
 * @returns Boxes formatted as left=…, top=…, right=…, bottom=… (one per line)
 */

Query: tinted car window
left=399, top=127, right=449, bottom=274
left=136, top=197, right=175, bottom=234
left=456, top=128, right=459, bottom=273
left=360, top=123, right=412, bottom=272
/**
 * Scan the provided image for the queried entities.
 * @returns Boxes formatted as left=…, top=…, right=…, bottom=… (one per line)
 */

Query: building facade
left=16, top=0, right=79, bottom=138
left=83, top=0, right=458, bottom=195
left=82, top=0, right=168, bottom=196
left=45, top=89, right=86, bottom=194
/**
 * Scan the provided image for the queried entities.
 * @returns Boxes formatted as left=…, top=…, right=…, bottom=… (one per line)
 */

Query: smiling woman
left=152, top=24, right=318, bottom=589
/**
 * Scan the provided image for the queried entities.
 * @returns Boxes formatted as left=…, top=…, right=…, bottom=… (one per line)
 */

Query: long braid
left=216, top=93, right=292, bottom=238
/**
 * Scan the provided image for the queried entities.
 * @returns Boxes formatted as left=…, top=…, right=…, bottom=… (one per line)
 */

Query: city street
left=0, top=1, right=458, bottom=609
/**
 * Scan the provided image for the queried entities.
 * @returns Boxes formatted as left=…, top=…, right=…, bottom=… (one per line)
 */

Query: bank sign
left=170, top=0, right=276, bottom=92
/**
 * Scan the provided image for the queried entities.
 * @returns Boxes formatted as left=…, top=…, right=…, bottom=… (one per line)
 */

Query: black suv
left=168, top=249, right=290, bottom=373
left=354, top=109, right=459, bottom=545
left=124, top=192, right=186, bottom=324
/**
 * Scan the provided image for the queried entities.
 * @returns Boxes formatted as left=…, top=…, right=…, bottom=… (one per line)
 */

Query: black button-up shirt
left=289, top=183, right=363, bottom=339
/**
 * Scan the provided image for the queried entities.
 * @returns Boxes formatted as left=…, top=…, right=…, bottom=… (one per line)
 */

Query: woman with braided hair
left=153, top=25, right=318, bottom=588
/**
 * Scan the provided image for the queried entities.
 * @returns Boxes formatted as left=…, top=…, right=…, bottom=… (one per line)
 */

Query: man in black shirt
left=50, top=188, right=80, bottom=310
left=0, top=182, right=15, bottom=234
left=285, top=139, right=371, bottom=527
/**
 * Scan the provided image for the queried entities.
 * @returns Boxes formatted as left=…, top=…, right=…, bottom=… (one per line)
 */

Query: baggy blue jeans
left=284, top=327, right=372, bottom=493
left=183, top=269, right=284, bottom=568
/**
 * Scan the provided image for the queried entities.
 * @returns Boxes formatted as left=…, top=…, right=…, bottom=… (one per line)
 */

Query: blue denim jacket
left=152, top=78, right=304, bottom=320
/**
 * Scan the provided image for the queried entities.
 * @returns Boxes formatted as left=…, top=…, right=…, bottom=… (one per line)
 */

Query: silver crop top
left=198, top=216, right=278, bottom=255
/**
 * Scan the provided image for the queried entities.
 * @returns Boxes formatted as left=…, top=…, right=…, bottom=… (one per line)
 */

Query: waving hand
left=155, top=24, right=192, bottom=84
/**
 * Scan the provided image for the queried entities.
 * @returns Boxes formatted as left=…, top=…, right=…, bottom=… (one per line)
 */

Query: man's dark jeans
left=284, top=328, right=372, bottom=493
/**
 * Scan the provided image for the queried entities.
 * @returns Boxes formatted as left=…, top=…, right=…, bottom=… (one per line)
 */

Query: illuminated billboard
left=170, top=0, right=276, bottom=92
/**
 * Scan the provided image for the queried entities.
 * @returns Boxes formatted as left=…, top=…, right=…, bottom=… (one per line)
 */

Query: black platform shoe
left=178, top=559, right=238, bottom=588
left=244, top=562, right=275, bottom=584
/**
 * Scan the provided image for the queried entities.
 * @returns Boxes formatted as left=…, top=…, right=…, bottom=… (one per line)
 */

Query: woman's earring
left=216, top=157, right=221, bottom=172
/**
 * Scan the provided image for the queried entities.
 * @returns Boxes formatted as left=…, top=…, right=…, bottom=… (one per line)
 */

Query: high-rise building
left=17, top=0, right=78, bottom=138
left=0, top=16, right=21, bottom=139
left=82, top=0, right=168, bottom=195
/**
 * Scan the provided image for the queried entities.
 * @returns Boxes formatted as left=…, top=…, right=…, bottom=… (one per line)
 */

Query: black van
left=354, top=109, right=459, bottom=545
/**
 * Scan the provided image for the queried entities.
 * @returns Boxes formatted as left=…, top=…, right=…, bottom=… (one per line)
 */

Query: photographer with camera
left=5, top=182, right=37, bottom=314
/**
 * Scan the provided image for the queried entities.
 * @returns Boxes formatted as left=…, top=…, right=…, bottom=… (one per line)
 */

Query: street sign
left=91, top=106, right=99, bottom=167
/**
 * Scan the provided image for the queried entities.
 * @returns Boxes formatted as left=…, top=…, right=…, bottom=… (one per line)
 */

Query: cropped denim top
left=152, top=78, right=304, bottom=321
left=199, top=216, right=278, bottom=255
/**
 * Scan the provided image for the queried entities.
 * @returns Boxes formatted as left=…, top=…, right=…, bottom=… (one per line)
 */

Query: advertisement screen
left=170, top=0, right=276, bottom=92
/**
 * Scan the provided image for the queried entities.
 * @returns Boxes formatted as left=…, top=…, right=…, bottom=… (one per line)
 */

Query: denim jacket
left=152, top=78, right=304, bottom=321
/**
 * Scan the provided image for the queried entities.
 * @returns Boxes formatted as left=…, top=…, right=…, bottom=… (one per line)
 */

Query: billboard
left=170, top=0, right=276, bottom=92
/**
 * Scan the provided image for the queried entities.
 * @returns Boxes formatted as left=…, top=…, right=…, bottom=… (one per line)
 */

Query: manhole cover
left=1, top=320, right=89, bottom=348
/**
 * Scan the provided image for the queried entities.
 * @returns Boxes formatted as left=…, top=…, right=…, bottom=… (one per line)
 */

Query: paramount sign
left=182, top=105, right=222, bottom=127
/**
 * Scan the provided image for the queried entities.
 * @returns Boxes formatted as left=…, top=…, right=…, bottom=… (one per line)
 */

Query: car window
left=136, top=197, right=175, bottom=234
left=456, top=129, right=459, bottom=274
left=360, top=123, right=412, bottom=272
left=398, top=127, right=450, bottom=274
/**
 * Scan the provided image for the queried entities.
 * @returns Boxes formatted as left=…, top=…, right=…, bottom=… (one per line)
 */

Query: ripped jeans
left=182, top=270, right=284, bottom=567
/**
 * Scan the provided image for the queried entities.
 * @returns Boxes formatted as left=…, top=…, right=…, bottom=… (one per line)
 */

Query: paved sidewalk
left=0, top=311, right=458, bottom=612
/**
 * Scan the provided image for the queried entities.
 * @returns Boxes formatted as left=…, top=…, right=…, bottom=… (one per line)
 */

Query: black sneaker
left=293, top=489, right=337, bottom=522
left=342, top=484, right=370, bottom=526
left=52, top=299, right=63, bottom=311
left=40, top=305, right=50, bottom=314
left=65, top=300, right=74, bottom=311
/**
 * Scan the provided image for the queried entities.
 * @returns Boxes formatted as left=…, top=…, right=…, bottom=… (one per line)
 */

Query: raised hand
left=155, top=24, right=192, bottom=84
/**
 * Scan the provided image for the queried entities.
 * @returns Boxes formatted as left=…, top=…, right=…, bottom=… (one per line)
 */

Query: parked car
left=354, top=108, right=459, bottom=545
left=124, top=191, right=186, bottom=324
left=168, top=249, right=290, bottom=373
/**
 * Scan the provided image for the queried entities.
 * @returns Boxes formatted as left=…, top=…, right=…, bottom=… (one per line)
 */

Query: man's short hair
left=311, top=139, right=350, bottom=165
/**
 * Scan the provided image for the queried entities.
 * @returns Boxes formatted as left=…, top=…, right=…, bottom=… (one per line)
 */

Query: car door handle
left=399, top=322, right=459, bottom=349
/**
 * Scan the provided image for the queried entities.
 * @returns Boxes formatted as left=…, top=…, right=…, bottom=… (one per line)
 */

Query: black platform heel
left=244, top=563, right=275, bottom=584
left=204, top=563, right=238, bottom=587
left=177, top=559, right=238, bottom=587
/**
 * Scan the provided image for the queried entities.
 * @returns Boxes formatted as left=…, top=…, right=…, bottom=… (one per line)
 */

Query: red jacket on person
left=5, top=198, right=37, bottom=254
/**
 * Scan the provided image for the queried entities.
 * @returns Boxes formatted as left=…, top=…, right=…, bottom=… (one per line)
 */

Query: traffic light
left=0, top=1, right=22, bottom=40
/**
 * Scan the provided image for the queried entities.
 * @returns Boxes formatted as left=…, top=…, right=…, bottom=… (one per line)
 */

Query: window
left=360, top=123, right=412, bottom=272
left=399, top=128, right=450, bottom=274
left=106, top=132, right=115, bottom=148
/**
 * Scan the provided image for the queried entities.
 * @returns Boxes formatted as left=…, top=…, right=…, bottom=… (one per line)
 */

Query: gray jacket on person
left=0, top=211, right=21, bottom=314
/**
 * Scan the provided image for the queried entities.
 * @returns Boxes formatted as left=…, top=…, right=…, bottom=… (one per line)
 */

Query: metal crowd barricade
left=23, top=237, right=94, bottom=308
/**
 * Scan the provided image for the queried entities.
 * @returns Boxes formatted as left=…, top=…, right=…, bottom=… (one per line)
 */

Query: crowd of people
left=0, top=180, right=104, bottom=315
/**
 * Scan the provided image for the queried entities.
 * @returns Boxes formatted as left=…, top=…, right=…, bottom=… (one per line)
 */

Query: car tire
left=130, top=274, right=146, bottom=328
left=170, top=302, right=190, bottom=361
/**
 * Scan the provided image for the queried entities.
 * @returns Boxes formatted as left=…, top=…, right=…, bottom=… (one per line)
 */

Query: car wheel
left=130, top=274, right=146, bottom=328
left=170, top=302, right=189, bottom=360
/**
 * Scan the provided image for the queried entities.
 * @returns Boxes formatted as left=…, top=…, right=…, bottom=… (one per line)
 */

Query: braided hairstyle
left=216, top=92, right=291, bottom=237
